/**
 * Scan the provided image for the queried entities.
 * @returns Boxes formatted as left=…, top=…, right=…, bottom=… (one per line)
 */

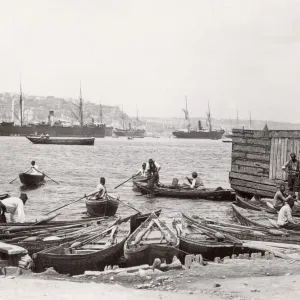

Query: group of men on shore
left=272, top=152, right=300, bottom=230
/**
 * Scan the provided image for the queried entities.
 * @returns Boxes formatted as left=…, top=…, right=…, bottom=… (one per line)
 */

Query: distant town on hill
left=1, top=92, right=300, bottom=133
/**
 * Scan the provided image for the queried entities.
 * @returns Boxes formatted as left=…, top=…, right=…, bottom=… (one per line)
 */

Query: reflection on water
left=0, top=137, right=233, bottom=222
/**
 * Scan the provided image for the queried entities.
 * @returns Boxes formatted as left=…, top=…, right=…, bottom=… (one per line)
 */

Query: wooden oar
left=9, top=168, right=30, bottom=184
left=45, top=192, right=97, bottom=216
left=114, top=196, right=142, bottom=214
left=114, top=175, right=138, bottom=189
left=33, top=168, right=59, bottom=185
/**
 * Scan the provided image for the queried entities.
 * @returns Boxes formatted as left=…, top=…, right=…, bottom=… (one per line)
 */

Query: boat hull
left=0, top=123, right=106, bottom=137
left=19, top=173, right=45, bottom=185
left=172, top=130, right=224, bottom=140
left=134, top=181, right=235, bottom=201
left=85, top=196, right=119, bottom=217
left=113, top=128, right=145, bottom=137
left=26, top=136, right=95, bottom=145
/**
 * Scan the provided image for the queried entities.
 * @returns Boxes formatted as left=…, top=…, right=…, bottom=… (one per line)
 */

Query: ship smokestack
left=49, top=111, right=54, bottom=126
left=198, top=120, right=202, bottom=130
left=11, top=98, right=14, bottom=123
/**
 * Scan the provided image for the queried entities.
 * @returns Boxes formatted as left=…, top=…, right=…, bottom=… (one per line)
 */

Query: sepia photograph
left=0, top=1, right=299, bottom=299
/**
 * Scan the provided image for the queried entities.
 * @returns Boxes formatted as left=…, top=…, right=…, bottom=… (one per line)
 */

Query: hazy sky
left=1, top=0, right=300, bottom=121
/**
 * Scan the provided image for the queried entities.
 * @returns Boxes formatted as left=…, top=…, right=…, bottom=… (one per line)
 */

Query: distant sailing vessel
left=0, top=81, right=106, bottom=137
left=113, top=106, right=145, bottom=138
left=172, top=97, right=224, bottom=140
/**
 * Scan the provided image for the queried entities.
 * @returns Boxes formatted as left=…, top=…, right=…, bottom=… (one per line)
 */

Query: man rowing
left=282, top=152, right=300, bottom=198
left=146, top=159, right=161, bottom=188
left=24, top=161, right=41, bottom=175
left=86, top=177, right=107, bottom=199
left=277, top=197, right=300, bottom=230
left=135, top=163, right=148, bottom=177
left=0, top=193, right=28, bottom=223
left=185, top=172, right=205, bottom=189
left=273, top=184, right=292, bottom=211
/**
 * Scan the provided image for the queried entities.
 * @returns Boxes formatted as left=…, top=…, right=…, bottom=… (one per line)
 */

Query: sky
left=0, top=0, right=300, bottom=121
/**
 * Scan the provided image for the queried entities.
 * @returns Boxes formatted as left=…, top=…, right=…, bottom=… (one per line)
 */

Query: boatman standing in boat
left=146, top=159, right=161, bottom=188
left=282, top=152, right=300, bottom=198
left=86, top=177, right=107, bottom=199
left=135, top=163, right=148, bottom=177
left=277, top=197, right=300, bottom=230
left=0, top=193, right=28, bottom=223
left=185, top=172, right=205, bottom=189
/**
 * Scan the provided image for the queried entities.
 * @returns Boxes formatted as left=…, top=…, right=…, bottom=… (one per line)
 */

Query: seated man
left=277, top=198, right=300, bottom=230
left=86, top=177, right=107, bottom=199
left=24, top=161, right=40, bottom=175
left=273, top=184, right=292, bottom=211
left=146, top=159, right=161, bottom=188
left=0, top=193, right=28, bottom=223
left=185, top=172, right=205, bottom=189
left=135, top=163, right=148, bottom=177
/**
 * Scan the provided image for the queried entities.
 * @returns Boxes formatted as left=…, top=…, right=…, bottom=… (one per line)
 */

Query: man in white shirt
left=277, top=198, right=300, bottom=230
left=185, top=172, right=205, bottom=189
left=0, top=193, right=28, bottom=223
left=24, top=161, right=40, bottom=175
left=135, top=163, right=148, bottom=177
left=86, top=177, right=107, bottom=199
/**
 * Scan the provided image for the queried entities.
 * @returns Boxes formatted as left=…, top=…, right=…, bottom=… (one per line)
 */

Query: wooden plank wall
left=230, top=129, right=275, bottom=197
left=269, top=138, right=300, bottom=180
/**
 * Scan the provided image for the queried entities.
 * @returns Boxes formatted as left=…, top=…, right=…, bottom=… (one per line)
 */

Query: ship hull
left=0, top=123, right=106, bottom=137
left=113, top=128, right=145, bottom=137
left=172, top=130, right=224, bottom=140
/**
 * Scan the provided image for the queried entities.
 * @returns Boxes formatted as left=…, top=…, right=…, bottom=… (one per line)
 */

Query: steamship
left=0, top=84, right=106, bottom=138
left=172, top=98, right=224, bottom=140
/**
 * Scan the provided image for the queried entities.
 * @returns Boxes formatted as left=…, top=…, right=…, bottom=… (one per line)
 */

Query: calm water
left=0, top=137, right=233, bottom=222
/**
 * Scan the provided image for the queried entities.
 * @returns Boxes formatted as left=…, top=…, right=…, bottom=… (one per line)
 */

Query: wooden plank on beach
left=232, top=137, right=271, bottom=147
left=230, top=179, right=277, bottom=193
left=231, top=165, right=269, bottom=177
left=232, top=159, right=269, bottom=170
left=233, top=144, right=270, bottom=154
left=232, top=152, right=270, bottom=162
left=0, top=242, right=28, bottom=255
left=230, top=184, right=275, bottom=198
left=229, top=172, right=284, bottom=186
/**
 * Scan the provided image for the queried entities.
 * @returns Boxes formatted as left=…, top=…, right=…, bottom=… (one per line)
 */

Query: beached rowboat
left=85, top=194, right=119, bottom=217
left=26, top=136, right=95, bottom=145
left=33, top=220, right=130, bottom=275
left=133, top=181, right=235, bottom=200
left=19, top=173, right=45, bottom=185
left=124, top=213, right=179, bottom=266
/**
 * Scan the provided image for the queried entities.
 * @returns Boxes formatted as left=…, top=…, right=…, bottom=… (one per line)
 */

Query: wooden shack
left=229, top=128, right=300, bottom=198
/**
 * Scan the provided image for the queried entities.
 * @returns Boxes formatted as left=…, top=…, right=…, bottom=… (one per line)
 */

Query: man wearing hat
left=282, top=152, right=300, bottom=197
left=0, top=193, right=28, bottom=223
left=186, top=172, right=205, bottom=189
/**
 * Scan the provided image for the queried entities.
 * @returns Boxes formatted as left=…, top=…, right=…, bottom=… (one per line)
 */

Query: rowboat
left=0, top=193, right=10, bottom=200
left=85, top=194, right=119, bottom=217
left=194, top=216, right=300, bottom=245
left=133, top=181, right=235, bottom=201
left=26, top=136, right=95, bottom=145
left=33, top=220, right=130, bottom=275
left=177, top=213, right=242, bottom=259
left=124, top=213, right=179, bottom=266
left=236, top=194, right=300, bottom=217
left=19, top=173, right=45, bottom=186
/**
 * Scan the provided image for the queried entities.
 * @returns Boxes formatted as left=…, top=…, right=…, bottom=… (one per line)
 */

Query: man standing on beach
left=282, top=152, right=300, bottom=198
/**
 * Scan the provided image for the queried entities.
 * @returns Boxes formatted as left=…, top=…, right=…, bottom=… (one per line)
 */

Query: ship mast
left=207, top=101, right=212, bottom=132
left=121, top=105, right=125, bottom=129
left=182, top=95, right=190, bottom=131
left=236, top=109, right=239, bottom=129
left=19, top=76, right=23, bottom=126
left=79, top=81, right=83, bottom=127
left=100, top=101, right=103, bottom=124
left=249, top=111, right=252, bottom=130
